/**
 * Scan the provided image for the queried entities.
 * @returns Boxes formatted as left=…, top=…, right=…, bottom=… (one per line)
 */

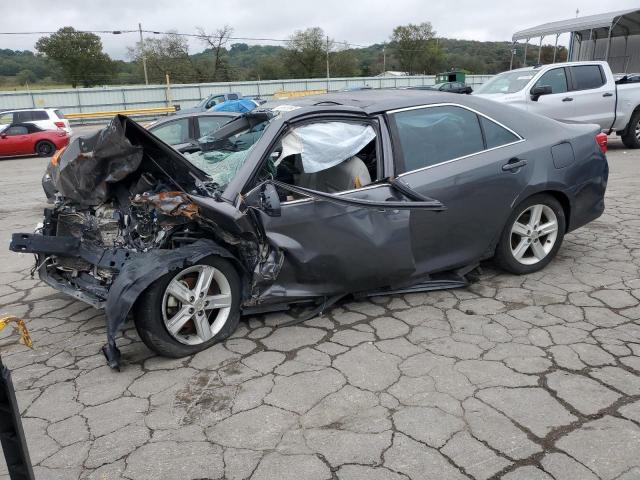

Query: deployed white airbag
left=280, top=122, right=376, bottom=173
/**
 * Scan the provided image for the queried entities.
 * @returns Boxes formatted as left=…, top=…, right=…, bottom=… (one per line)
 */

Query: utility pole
left=326, top=35, right=330, bottom=92
left=139, top=23, right=149, bottom=85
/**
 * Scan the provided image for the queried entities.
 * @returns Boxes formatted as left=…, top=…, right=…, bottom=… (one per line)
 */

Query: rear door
left=568, top=64, right=615, bottom=129
left=528, top=67, right=575, bottom=121
left=387, top=104, right=531, bottom=273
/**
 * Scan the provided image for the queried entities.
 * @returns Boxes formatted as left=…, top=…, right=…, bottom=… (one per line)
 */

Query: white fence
left=0, top=75, right=493, bottom=119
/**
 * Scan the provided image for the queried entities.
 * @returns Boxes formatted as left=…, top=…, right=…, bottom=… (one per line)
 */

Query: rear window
left=31, top=110, right=49, bottom=121
left=571, top=65, right=605, bottom=90
left=54, top=109, right=65, bottom=119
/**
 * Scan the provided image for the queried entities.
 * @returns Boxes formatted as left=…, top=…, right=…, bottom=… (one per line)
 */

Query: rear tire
left=621, top=110, right=640, bottom=149
left=35, top=140, right=55, bottom=157
left=134, top=256, right=241, bottom=358
left=494, top=194, right=566, bottom=275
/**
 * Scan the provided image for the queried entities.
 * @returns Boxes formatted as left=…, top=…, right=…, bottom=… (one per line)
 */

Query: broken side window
left=264, top=121, right=378, bottom=197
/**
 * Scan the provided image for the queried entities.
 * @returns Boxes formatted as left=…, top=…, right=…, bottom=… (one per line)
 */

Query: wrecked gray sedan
left=10, top=90, right=608, bottom=368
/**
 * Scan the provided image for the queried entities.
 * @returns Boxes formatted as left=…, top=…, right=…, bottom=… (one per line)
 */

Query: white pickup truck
left=474, top=61, right=640, bottom=148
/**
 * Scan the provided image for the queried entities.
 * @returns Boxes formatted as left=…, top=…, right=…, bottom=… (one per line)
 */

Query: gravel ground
left=0, top=137, right=638, bottom=480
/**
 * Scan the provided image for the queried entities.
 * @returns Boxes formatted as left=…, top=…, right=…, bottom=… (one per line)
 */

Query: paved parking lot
left=0, top=138, right=639, bottom=480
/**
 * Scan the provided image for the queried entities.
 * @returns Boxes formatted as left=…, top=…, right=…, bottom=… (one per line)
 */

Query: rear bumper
left=566, top=160, right=608, bottom=232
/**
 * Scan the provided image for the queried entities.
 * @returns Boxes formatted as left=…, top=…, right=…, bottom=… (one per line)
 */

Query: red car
left=0, top=123, right=69, bottom=157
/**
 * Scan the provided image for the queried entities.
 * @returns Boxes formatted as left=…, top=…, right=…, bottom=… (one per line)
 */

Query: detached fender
left=102, top=239, right=240, bottom=369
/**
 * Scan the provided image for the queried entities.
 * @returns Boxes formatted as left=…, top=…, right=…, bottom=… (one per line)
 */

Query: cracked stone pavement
left=0, top=138, right=639, bottom=480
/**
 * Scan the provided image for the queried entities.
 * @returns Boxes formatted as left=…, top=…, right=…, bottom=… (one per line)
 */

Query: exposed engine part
left=131, top=191, right=199, bottom=219
left=94, top=204, right=121, bottom=246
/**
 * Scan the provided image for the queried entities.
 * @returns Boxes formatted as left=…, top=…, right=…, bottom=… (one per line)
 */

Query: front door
left=256, top=183, right=446, bottom=298
left=0, top=125, right=30, bottom=156
left=528, top=67, right=575, bottom=122
left=248, top=115, right=444, bottom=298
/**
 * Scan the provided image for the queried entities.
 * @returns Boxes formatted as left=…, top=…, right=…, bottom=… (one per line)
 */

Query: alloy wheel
left=510, top=204, right=559, bottom=266
left=635, top=117, right=640, bottom=142
left=161, top=264, right=232, bottom=345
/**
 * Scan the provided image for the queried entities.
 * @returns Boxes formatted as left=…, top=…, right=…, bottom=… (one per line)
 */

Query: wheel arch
left=544, top=189, right=571, bottom=229
left=102, top=239, right=247, bottom=368
left=487, top=189, right=571, bottom=258
left=618, top=104, right=640, bottom=136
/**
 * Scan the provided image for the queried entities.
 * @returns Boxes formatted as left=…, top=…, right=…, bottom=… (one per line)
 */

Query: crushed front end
left=9, top=115, right=265, bottom=368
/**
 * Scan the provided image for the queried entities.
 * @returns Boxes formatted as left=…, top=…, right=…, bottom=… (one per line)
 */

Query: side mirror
left=245, top=182, right=281, bottom=217
left=0, top=133, right=6, bottom=139
left=530, top=85, right=552, bottom=101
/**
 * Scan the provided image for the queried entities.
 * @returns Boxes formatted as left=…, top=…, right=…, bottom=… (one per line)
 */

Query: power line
left=0, top=27, right=535, bottom=54
left=0, top=28, right=373, bottom=49
left=0, top=30, right=137, bottom=35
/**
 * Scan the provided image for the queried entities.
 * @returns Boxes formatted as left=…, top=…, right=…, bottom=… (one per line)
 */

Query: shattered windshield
left=475, top=70, right=535, bottom=94
left=182, top=113, right=271, bottom=188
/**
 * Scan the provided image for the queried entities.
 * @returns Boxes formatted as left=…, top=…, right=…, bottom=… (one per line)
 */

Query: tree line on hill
left=0, top=25, right=567, bottom=89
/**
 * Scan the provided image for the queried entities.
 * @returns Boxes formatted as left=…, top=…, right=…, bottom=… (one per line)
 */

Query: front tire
left=621, top=110, right=640, bottom=149
left=494, top=194, right=566, bottom=275
left=134, top=256, right=241, bottom=358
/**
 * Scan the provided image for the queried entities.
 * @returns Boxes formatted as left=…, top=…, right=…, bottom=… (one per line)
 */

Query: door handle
left=603, top=92, right=613, bottom=97
left=502, top=158, right=527, bottom=171
left=562, top=97, right=574, bottom=102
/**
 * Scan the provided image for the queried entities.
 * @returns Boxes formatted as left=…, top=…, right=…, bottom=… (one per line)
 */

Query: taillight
left=595, top=132, right=608, bottom=154
left=54, top=121, right=65, bottom=128
left=57, top=131, right=67, bottom=137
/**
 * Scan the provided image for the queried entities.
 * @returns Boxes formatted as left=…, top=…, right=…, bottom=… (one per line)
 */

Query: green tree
left=197, top=26, right=234, bottom=81
left=16, top=69, right=36, bottom=85
left=128, top=32, right=203, bottom=84
left=284, top=27, right=328, bottom=78
left=390, top=23, right=443, bottom=74
left=331, top=43, right=361, bottom=77
left=35, top=27, right=114, bottom=87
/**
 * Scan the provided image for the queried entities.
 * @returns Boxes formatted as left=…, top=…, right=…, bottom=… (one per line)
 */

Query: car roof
left=506, top=60, right=610, bottom=73
left=0, top=108, right=52, bottom=112
left=263, top=89, right=472, bottom=115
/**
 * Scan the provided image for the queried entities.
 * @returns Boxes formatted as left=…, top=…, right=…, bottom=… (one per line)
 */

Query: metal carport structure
left=511, top=8, right=640, bottom=73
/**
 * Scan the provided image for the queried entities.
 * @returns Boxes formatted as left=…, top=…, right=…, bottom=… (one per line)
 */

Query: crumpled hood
left=47, top=115, right=210, bottom=206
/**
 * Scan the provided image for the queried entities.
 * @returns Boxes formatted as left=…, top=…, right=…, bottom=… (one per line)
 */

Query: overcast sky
left=1, top=0, right=637, bottom=59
